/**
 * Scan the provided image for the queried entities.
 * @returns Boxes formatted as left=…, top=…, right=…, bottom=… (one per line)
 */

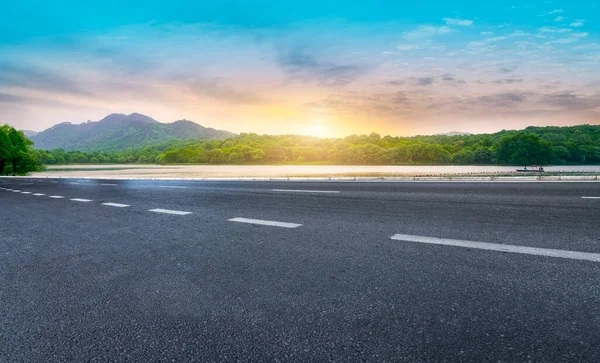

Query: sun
left=308, top=124, right=327, bottom=138
left=303, top=120, right=332, bottom=138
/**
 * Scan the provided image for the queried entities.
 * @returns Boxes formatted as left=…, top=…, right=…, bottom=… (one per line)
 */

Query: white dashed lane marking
left=148, top=208, right=192, bottom=215
left=582, top=196, right=600, bottom=199
left=12, top=190, right=21, bottom=192
left=102, top=203, right=130, bottom=208
left=20, top=192, right=32, bottom=194
left=157, top=186, right=188, bottom=189
left=100, top=183, right=118, bottom=186
left=228, top=217, right=302, bottom=228
left=70, top=198, right=93, bottom=202
left=48, top=196, right=64, bottom=199
left=33, top=193, right=45, bottom=196
left=271, top=189, right=340, bottom=194
left=390, top=234, right=600, bottom=263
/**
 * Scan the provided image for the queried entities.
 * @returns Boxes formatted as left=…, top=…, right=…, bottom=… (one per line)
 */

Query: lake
left=32, top=164, right=600, bottom=178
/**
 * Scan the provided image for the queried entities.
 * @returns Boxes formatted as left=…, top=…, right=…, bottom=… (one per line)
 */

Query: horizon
left=15, top=111, right=599, bottom=140
left=1, top=1, right=599, bottom=137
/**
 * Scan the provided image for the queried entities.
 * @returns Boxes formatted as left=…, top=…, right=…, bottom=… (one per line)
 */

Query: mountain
left=21, top=130, right=39, bottom=137
left=436, top=131, right=472, bottom=136
left=30, top=113, right=235, bottom=151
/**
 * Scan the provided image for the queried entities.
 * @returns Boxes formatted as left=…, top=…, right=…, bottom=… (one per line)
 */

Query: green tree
left=495, top=134, right=552, bottom=165
left=0, top=125, right=40, bottom=175
left=0, top=126, right=12, bottom=174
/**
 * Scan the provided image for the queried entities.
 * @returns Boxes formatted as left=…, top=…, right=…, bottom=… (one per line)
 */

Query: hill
left=30, top=113, right=234, bottom=151
left=21, top=130, right=39, bottom=137
left=436, top=131, right=472, bottom=136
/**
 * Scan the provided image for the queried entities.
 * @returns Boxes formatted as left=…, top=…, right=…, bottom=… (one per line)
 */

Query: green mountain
left=30, top=113, right=234, bottom=151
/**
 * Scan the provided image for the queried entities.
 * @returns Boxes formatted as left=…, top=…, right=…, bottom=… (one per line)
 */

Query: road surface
left=1, top=178, right=599, bottom=361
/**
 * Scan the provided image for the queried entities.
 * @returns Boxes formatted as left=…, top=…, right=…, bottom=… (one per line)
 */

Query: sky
left=0, top=0, right=599, bottom=137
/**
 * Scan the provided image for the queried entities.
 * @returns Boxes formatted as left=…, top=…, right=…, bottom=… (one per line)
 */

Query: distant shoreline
left=26, top=164, right=600, bottom=179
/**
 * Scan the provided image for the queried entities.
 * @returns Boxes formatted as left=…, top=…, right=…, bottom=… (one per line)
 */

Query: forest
left=0, top=125, right=41, bottom=175
left=30, top=124, right=600, bottom=167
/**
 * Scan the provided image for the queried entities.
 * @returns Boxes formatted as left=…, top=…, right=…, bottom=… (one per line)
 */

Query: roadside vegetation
left=32, top=124, right=600, bottom=166
left=0, top=125, right=41, bottom=175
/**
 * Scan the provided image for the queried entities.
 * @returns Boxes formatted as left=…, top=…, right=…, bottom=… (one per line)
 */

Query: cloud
left=0, top=92, right=92, bottom=109
left=542, top=92, right=600, bottom=110
left=554, top=16, right=565, bottom=22
left=0, top=93, right=29, bottom=104
left=474, top=91, right=532, bottom=108
left=443, top=17, right=474, bottom=27
left=384, top=80, right=405, bottom=86
left=396, top=44, right=418, bottom=51
left=412, top=77, right=436, bottom=86
left=389, top=92, right=410, bottom=105
left=402, top=26, right=451, bottom=41
left=499, top=67, right=516, bottom=73
left=468, top=36, right=507, bottom=48
left=493, top=78, right=524, bottom=84
left=538, top=27, right=572, bottom=33
left=573, top=43, right=600, bottom=50
left=571, top=32, right=589, bottom=38
left=0, top=62, right=87, bottom=95
left=185, top=78, right=267, bottom=105
left=540, top=9, right=564, bottom=16
left=571, top=20, right=585, bottom=27
left=545, top=38, right=578, bottom=45
left=277, top=47, right=368, bottom=86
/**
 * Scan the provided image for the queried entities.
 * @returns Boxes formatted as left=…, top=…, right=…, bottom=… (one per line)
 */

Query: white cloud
left=396, top=44, right=418, bottom=51
left=573, top=43, right=600, bottom=50
left=570, top=20, right=585, bottom=27
left=540, top=9, right=564, bottom=16
left=480, top=31, right=493, bottom=36
left=554, top=16, right=565, bottom=22
left=538, top=27, right=572, bottom=33
left=468, top=36, right=507, bottom=48
left=403, top=26, right=452, bottom=40
left=571, top=32, right=589, bottom=38
left=546, top=38, right=578, bottom=45
left=509, top=30, right=531, bottom=37
left=443, top=17, right=474, bottom=27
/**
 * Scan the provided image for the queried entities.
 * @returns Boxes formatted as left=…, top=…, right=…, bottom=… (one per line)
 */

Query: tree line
left=33, top=124, right=600, bottom=166
left=0, top=125, right=41, bottom=175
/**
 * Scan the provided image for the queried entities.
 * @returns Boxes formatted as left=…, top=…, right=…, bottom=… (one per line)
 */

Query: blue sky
left=0, top=0, right=598, bottom=136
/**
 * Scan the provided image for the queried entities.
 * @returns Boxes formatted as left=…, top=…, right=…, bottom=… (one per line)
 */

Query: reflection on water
left=35, top=164, right=600, bottom=178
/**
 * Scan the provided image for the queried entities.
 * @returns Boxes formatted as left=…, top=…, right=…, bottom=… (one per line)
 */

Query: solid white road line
left=148, top=208, right=192, bottom=215
left=21, top=192, right=32, bottom=194
left=70, top=198, right=93, bottom=202
left=100, top=183, right=117, bottom=186
left=271, top=189, right=341, bottom=194
left=581, top=196, right=600, bottom=199
left=390, top=234, right=600, bottom=263
left=157, top=186, right=187, bottom=189
left=32, top=193, right=45, bottom=196
left=48, top=195, right=64, bottom=199
left=102, top=202, right=130, bottom=208
left=228, top=217, right=302, bottom=228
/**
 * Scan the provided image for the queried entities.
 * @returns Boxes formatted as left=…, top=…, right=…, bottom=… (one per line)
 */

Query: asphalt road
left=1, top=177, right=599, bottom=362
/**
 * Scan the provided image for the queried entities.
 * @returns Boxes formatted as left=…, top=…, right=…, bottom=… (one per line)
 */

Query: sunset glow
left=0, top=0, right=598, bottom=136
